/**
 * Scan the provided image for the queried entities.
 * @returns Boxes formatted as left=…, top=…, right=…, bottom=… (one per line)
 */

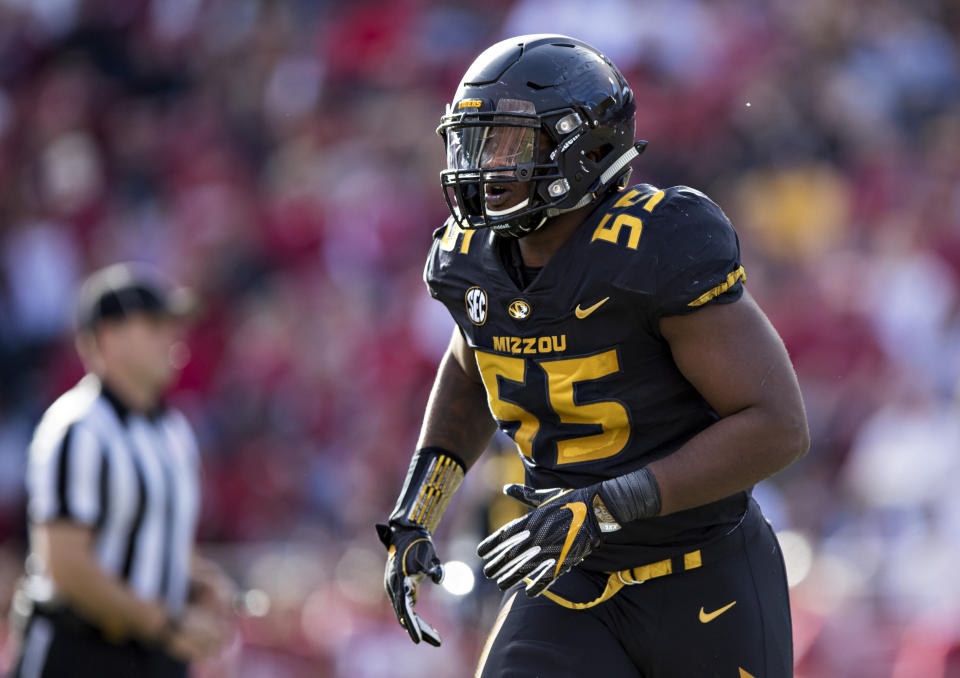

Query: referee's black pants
left=11, top=608, right=186, bottom=678
left=476, top=498, right=793, bottom=678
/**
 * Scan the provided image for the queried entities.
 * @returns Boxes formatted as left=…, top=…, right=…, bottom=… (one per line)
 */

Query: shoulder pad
left=432, top=218, right=452, bottom=241
left=597, top=183, right=663, bottom=218
left=598, top=185, right=743, bottom=316
left=645, top=185, right=735, bottom=245
left=423, top=218, right=488, bottom=300
left=649, top=186, right=743, bottom=316
left=432, top=217, right=484, bottom=256
left=602, top=184, right=723, bottom=221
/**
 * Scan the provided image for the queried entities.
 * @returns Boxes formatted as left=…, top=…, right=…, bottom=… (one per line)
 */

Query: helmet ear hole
left=586, top=143, right=614, bottom=164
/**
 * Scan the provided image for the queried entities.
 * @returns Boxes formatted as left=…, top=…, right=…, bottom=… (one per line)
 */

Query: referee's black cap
left=76, top=263, right=197, bottom=331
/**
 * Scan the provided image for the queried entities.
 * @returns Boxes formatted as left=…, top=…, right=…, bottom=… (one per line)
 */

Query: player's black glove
left=375, top=446, right=466, bottom=647
left=477, top=484, right=611, bottom=597
left=375, top=522, right=443, bottom=647
left=478, top=467, right=662, bottom=597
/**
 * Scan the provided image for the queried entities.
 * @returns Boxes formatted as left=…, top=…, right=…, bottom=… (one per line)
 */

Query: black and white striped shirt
left=25, top=374, right=200, bottom=615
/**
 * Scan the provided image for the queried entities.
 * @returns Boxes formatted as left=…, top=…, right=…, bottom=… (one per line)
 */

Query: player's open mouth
left=484, top=183, right=515, bottom=208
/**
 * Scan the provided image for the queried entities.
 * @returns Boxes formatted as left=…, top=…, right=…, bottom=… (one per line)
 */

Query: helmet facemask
left=438, top=100, right=644, bottom=239
left=439, top=99, right=567, bottom=238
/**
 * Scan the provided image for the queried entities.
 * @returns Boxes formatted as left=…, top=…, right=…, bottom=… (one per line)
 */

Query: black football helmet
left=437, top=34, right=646, bottom=238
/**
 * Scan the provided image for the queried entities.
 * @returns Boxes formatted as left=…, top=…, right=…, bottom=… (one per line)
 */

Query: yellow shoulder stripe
left=687, top=265, right=746, bottom=308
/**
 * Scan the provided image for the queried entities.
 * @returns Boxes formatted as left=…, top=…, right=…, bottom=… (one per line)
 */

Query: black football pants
left=476, top=499, right=792, bottom=678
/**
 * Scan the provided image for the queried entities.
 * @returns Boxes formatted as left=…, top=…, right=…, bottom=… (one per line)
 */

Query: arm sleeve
left=653, top=188, right=745, bottom=318
left=27, top=422, right=106, bottom=526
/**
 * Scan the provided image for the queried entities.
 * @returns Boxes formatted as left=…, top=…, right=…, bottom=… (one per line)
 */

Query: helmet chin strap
left=543, top=194, right=593, bottom=218
left=492, top=214, right=547, bottom=238
left=598, top=144, right=641, bottom=187
left=486, top=198, right=530, bottom=217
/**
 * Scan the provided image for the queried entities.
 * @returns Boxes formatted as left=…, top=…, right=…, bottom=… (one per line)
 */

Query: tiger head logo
left=507, top=299, right=532, bottom=320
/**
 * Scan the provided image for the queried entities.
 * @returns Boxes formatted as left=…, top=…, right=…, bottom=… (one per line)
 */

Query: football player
left=377, top=34, right=808, bottom=677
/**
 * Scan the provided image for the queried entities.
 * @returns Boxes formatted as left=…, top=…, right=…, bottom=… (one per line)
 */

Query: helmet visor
left=445, top=99, right=538, bottom=174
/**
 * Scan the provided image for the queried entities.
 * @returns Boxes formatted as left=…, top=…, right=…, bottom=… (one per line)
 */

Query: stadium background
left=0, top=0, right=958, bottom=676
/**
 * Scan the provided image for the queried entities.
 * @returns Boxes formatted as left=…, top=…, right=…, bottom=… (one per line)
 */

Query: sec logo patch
left=507, top=299, right=532, bottom=320
left=465, top=286, right=487, bottom=325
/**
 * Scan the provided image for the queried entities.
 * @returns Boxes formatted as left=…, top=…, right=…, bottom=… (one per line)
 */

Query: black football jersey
left=424, top=184, right=750, bottom=570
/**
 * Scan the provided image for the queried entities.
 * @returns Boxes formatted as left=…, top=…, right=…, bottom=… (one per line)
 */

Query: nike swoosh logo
left=699, top=601, right=737, bottom=623
left=574, top=297, right=609, bottom=319
left=554, top=502, right=587, bottom=578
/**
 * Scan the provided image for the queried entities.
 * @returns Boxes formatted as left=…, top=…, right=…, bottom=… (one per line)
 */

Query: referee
left=12, top=263, right=230, bottom=678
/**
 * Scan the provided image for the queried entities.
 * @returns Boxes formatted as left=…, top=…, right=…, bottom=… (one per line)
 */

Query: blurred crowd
left=0, top=0, right=957, bottom=676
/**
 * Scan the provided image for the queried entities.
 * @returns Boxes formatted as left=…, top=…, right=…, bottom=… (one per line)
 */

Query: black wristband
left=388, top=446, right=466, bottom=533
left=598, top=466, right=662, bottom=524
